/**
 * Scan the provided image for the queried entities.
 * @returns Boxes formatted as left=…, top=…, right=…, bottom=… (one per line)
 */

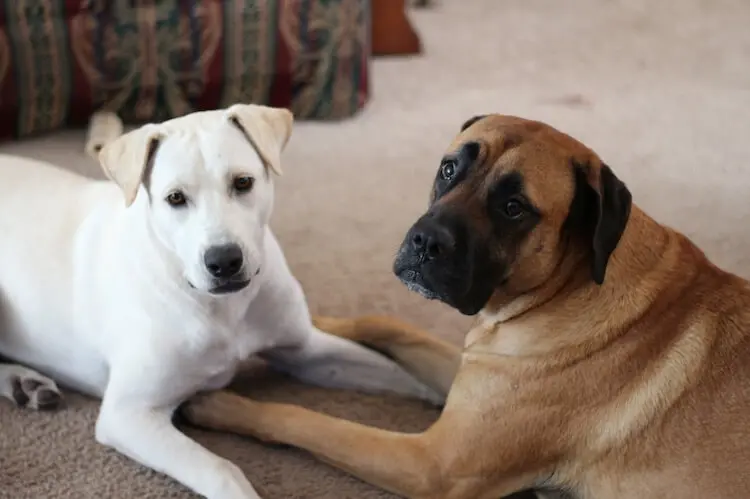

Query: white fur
left=0, top=106, right=440, bottom=498
left=85, top=110, right=123, bottom=160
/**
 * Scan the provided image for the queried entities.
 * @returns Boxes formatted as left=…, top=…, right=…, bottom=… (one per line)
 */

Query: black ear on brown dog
left=570, top=161, right=632, bottom=285
left=460, top=115, right=488, bottom=132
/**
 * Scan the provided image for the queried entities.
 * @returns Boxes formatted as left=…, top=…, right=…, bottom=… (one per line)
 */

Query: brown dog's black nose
left=204, top=243, right=244, bottom=278
left=411, top=223, right=455, bottom=261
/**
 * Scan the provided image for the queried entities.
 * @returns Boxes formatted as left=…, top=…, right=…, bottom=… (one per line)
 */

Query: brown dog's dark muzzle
left=409, top=212, right=457, bottom=263
left=396, top=207, right=465, bottom=271
left=393, top=207, right=497, bottom=315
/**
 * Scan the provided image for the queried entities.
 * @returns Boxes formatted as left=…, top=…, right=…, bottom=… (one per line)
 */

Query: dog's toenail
left=36, top=389, right=62, bottom=410
left=11, top=377, right=29, bottom=406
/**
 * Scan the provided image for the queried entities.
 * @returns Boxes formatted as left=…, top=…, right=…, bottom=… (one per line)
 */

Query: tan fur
left=99, top=124, right=163, bottom=207
left=182, top=116, right=750, bottom=499
left=226, top=103, right=293, bottom=176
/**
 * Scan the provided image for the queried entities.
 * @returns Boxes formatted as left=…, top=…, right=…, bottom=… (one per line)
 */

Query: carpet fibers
left=1, top=0, right=750, bottom=497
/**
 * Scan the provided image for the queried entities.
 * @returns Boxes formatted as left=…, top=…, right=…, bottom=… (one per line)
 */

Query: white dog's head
left=97, top=104, right=293, bottom=295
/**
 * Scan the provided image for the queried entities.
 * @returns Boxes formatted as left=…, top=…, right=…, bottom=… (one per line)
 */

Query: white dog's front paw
left=418, top=384, right=447, bottom=407
left=377, top=361, right=446, bottom=407
left=399, top=373, right=445, bottom=407
left=0, top=365, right=63, bottom=410
left=213, top=459, right=263, bottom=499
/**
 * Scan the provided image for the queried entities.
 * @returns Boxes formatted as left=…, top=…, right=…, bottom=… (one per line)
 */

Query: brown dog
left=181, top=115, right=750, bottom=499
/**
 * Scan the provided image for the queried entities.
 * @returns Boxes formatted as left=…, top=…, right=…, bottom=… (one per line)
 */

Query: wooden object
left=371, top=0, right=422, bottom=56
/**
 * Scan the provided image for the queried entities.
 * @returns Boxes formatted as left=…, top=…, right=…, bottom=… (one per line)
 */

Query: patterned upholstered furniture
left=0, top=0, right=370, bottom=141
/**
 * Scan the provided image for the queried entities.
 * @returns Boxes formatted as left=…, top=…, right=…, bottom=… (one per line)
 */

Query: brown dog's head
left=393, top=115, right=632, bottom=315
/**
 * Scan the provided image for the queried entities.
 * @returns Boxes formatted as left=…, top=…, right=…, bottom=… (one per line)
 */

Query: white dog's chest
left=178, top=318, right=275, bottom=394
left=152, top=340, right=250, bottom=403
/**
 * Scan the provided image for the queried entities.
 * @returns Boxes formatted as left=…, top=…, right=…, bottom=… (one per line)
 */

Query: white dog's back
left=0, top=154, right=115, bottom=394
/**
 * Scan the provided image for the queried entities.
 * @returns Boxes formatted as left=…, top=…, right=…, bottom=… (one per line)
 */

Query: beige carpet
left=2, top=0, right=750, bottom=497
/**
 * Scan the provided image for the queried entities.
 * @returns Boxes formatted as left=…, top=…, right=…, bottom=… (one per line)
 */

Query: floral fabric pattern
left=0, top=0, right=371, bottom=141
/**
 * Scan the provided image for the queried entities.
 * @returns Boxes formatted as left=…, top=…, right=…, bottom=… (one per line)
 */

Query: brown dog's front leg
left=183, top=390, right=446, bottom=498
left=182, top=390, right=544, bottom=499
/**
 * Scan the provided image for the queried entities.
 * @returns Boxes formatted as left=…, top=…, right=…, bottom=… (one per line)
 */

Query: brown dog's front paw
left=181, top=391, right=241, bottom=427
left=312, top=315, right=392, bottom=355
left=180, top=390, right=281, bottom=444
left=312, top=315, right=357, bottom=336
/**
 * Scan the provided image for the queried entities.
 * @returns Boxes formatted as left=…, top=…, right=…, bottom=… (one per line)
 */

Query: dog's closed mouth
left=209, top=279, right=251, bottom=295
left=396, top=269, right=440, bottom=300
left=187, top=268, right=261, bottom=294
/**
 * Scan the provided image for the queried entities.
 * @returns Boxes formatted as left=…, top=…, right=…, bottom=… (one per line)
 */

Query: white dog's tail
left=85, top=110, right=124, bottom=161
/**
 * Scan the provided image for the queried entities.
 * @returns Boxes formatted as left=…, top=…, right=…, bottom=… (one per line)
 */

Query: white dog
left=0, top=104, right=440, bottom=498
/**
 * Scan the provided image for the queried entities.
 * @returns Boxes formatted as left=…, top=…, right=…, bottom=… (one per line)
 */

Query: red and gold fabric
left=0, top=0, right=371, bottom=141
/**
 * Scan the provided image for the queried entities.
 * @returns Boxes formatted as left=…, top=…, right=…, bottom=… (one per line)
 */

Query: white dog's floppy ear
left=226, top=104, right=294, bottom=176
left=98, top=124, right=163, bottom=207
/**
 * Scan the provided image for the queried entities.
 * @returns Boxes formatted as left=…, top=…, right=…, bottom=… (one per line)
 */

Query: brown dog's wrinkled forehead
left=445, top=114, right=601, bottom=214
left=449, top=114, right=597, bottom=164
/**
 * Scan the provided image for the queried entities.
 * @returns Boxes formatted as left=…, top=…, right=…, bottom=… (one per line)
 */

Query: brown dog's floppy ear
left=226, top=104, right=294, bottom=176
left=572, top=161, right=632, bottom=285
left=98, top=124, right=163, bottom=207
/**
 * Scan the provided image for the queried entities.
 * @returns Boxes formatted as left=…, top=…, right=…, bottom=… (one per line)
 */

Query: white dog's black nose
left=204, top=243, right=244, bottom=278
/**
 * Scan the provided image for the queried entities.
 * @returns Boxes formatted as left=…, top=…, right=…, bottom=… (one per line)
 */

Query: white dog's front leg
left=96, top=391, right=260, bottom=499
left=263, top=327, right=444, bottom=406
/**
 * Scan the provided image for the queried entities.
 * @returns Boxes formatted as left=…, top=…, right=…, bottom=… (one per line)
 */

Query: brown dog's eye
left=165, top=191, right=187, bottom=207
left=440, top=161, right=457, bottom=180
left=233, top=175, right=255, bottom=193
left=504, top=199, right=525, bottom=219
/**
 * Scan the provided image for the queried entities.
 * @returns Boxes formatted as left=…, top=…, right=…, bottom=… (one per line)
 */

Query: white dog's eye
left=165, top=191, right=187, bottom=207
left=233, top=175, right=255, bottom=193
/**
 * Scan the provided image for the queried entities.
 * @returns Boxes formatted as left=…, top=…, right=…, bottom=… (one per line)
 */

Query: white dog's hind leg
left=96, top=394, right=261, bottom=499
left=0, top=363, right=63, bottom=410
left=264, top=327, right=445, bottom=406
